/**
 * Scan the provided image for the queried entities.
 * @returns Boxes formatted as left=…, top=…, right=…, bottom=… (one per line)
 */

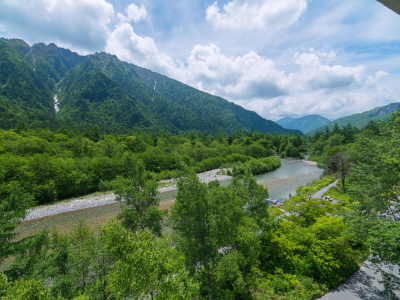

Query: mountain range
left=276, top=115, right=331, bottom=133
left=305, top=102, right=400, bottom=135
left=0, top=38, right=301, bottom=135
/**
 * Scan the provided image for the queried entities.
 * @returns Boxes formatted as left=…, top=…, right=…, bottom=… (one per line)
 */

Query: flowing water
left=240, top=158, right=323, bottom=202
left=16, top=158, right=322, bottom=238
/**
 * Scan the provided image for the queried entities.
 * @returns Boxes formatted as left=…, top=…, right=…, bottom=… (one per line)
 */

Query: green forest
left=0, top=125, right=303, bottom=205
left=0, top=39, right=299, bottom=136
left=2, top=110, right=400, bottom=299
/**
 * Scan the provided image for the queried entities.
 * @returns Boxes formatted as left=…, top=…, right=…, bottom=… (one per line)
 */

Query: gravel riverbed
left=24, top=168, right=233, bottom=222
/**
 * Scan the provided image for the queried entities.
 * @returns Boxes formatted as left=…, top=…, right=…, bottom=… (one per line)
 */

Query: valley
left=0, top=36, right=399, bottom=300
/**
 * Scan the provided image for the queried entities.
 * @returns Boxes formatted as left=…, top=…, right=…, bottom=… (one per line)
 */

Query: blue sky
left=1, top=0, right=399, bottom=121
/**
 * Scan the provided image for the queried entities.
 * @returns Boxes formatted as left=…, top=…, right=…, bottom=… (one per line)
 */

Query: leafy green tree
left=47, top=229, right=72, bottom=298
left=101, top=219, right=198, bottom=299
left=0, top=182, right=35, bottom=264
left=114, top=152, right=167, bottom=236
left=230, top=170, right=269, bottom=228
left=89, top=125, right=101, bottom=143
left=171, top=170, right=245, bottom=300
left=329, top=152, right=351, bottom=192
left=285, top=142, right=293, bottom=158
left=87, top=228, right=116, bottom=300
left=0, top=272, right=57, bottom=300
left=171, top=172, right=219, bottom=300
left=348, top=109, right=400, bottom=296
left=67, top=220, right=96, bottom=295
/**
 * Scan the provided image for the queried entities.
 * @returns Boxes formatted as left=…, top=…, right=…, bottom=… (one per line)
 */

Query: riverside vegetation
left=0, top=120, right=372, bottom=300
left=2, top=112, right=400, bottom=299
left=0, top=107, right=400, bottom=299
left=0, top=127, right=298, bottom=206
left=1, top=35, right=400, bottom=299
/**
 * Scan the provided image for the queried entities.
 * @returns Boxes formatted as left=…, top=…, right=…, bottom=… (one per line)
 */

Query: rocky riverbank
left=23, top=168, right=233, bottom=222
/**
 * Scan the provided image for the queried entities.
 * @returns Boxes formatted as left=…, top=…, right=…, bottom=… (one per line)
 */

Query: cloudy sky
left=1, top=0, right=399, bottom=121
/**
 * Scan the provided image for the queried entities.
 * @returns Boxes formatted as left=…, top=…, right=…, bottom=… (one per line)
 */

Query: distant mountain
left=0, top=40, right=55, bottom=128
left=275, top=117, right=297, bottom=128
left=1, top=37, right=301, bottom=135
left=276, top=115, right=331, bottom=133
left=306, top=103, right=400, bottom=135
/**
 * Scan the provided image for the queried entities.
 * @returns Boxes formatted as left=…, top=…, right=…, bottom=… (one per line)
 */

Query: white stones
left=24, top=193, right=117, bottom=222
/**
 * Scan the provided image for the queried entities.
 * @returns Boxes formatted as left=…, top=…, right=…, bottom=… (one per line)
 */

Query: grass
left=295, top=176, right=335, bottom=197
left=323, top=186, right=352, bottom=203
left=157, top=181, right=176, bottom=189
left=270, top=176, right=336, bottom=217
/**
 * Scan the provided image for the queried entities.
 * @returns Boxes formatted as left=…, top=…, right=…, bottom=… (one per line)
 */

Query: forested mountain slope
left=306, top=102, right=400, bottom=135
left=277, top=114, right=330, bottom=133
left=132, top=65, right=297, bottom=135
left=0, top=41, right=55, bottom=129
left=275, top=117, right=297, bottom=128
left=1, top=37, right=300, bottom=135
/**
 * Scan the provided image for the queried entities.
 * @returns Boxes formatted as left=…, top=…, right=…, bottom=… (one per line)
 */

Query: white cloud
left=105, top=27, right=394, bottom=121
left=182, top=44, right=286, bottom=99
left=206, top=0, right=308, bottom=30
left=290, top=51, right=368, bottom=91
left=178, top=46, right=392, bottom=120
left=117, top=3, right=147, bottom=23
left=106, top=22, right=180, bottom=77
left=1, top=0, right=396, bottom=122
left=0, top=0, right=114, bottom=53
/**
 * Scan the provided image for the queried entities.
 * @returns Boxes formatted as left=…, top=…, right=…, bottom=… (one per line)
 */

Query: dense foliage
left=345, top=109, right=400, bottom=298
left=307, top=108, right=400, bottom=297
left=1, top=165, right=363, bottom=300
left=0, top=126, right=301, bottom=205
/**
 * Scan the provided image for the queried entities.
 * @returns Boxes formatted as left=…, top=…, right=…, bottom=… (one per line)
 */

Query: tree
left=114, top=152, right=167, bottom=236
left=0, top=182, right=35, bottom=265
left=348, top=109, right=400, bottom=297
left=101, top=219, right=198, bottom=300
left=87, top=227, right=116, bottom=300
left=89, top=125, right=101, bottom=142
left=171, top=170, right=244, bottom=300
left=332, top=122, right=340, bottom=134
left=0, top=272, right=55, bottom=300
left=285, top=142, right=293, bottom=158
left=171, top=172, right=218, bottom=300
left=329, top=152, right=351, bottom=193
left=229, top=170, right=269, bottom=229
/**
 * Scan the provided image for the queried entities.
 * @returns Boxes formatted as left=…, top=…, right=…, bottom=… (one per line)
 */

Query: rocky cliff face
left=377, top=103, right=400, bottom=116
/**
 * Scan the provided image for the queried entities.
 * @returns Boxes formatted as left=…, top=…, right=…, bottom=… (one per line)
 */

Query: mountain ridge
left=1, top=38, right=301, bottom=135
left=306, top=102, right=400, bottom=135
left=276, top=114, right=331, bottom=133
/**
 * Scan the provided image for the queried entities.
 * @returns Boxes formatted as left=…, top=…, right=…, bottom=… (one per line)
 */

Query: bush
left=232, top=155, right=281, bottom=176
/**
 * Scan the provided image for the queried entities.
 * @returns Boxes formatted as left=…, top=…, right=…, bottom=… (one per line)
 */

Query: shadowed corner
left=377, top=0, right=400, bottom=15
left=320, top=261, right=399, bottom=300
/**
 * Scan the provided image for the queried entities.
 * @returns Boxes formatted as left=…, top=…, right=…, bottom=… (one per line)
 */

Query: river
left=16, top=158, right=322, bottom=239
